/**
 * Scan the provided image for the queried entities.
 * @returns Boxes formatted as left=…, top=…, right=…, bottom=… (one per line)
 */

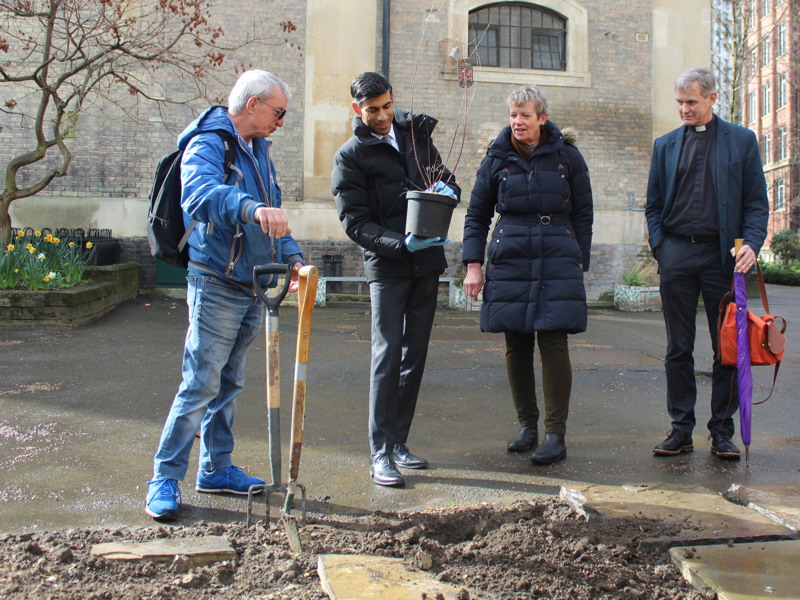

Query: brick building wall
left=2, top=0, right=667, bottom=298
left=742, top=0, right=800, bottom=253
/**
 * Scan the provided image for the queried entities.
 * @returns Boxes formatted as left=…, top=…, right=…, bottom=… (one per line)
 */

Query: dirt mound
left=0, top=499, right=714, bottom=599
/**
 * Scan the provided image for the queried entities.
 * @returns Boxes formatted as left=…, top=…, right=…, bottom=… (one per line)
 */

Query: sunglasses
left=257, top=97, right=287, bottom=120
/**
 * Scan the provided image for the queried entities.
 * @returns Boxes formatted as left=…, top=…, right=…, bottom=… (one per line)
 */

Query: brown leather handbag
left=717, top=264, right=787, bottom=401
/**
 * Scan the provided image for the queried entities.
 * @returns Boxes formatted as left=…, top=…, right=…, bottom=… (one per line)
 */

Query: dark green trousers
left=504, top=330, right=571, bottom=435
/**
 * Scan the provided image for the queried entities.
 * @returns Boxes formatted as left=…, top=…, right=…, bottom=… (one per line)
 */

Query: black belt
left=499, top=213, right=571, bottom=226
left=669, top=234, right=717, bottom=243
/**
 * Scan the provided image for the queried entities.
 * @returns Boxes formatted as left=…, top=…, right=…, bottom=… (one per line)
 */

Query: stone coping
left=0, top=262, right=140, bottom=327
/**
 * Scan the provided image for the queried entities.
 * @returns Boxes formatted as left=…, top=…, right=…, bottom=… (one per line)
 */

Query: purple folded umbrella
left=735, top=271, right=753, bottom=464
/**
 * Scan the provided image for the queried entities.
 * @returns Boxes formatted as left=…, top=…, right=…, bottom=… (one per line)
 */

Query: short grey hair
left=675, top=67, right=716, bottom=97
left=507, top=85, right=548, bottom=116
left=228, top=70, right=291, bottom=115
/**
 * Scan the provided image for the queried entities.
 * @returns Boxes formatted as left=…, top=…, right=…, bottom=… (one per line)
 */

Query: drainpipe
left=382, top=0, right=390, bottom=78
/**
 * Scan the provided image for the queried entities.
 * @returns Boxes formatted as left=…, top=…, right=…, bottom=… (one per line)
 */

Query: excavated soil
left=0, top=499, right=714, bottom=599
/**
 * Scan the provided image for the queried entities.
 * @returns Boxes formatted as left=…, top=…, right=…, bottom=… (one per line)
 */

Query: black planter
left=405, top=191, right=459, bottom=239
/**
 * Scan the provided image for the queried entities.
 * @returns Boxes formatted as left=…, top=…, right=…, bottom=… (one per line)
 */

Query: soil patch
left=0, top=498, right=714, bottom=599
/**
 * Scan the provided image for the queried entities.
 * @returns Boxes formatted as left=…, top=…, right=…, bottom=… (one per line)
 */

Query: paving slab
left=90, top=535, right=235, bottom=565
left=560, top=483, right=796, bottom=549
left=723, top=484, right=800, bottom=533
left=670, top=540, right=800, bottom=600
left=317, top=553, right=484, bottom=600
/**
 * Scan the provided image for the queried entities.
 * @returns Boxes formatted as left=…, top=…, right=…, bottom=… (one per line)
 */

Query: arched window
left=468, top=3, right=566, bottom=71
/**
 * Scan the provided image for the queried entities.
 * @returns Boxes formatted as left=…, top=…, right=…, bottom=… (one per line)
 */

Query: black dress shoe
left=370, top=454, right=405, bottom=486
left=507, top=425, right=538, bottom=452
left=531, top=433, right=566, bottom=465
left=710, top=431, right=741, bottom=460
left=653, top=429, right=694, bottom=456
left=391, top=444, right=428, bottom=469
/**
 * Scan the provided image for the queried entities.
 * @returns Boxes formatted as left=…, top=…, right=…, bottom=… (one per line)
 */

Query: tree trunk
left=0, top=200, right=11, bottom=247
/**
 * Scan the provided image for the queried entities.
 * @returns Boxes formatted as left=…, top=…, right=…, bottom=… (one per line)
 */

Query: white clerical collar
left=695, top=125, right=706, bottom=132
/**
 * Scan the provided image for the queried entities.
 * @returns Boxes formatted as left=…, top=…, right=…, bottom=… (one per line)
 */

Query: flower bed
left=0, top=262, right=140, bottom=327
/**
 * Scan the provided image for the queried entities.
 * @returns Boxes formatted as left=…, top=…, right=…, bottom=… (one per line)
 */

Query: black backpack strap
left=217, top=131, right=243, bottom=186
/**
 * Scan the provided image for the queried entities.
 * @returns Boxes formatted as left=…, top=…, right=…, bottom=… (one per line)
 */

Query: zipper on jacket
left=231, top=138, right=278, bottom=273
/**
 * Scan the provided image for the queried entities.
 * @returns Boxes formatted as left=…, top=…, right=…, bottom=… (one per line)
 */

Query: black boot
left=531, top=433, right=566, bottom=465
left=507, top=425, right=538, bottom=452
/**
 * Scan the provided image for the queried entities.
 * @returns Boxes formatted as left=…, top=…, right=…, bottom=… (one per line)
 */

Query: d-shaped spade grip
left=253, top=263, right=292, bottom=315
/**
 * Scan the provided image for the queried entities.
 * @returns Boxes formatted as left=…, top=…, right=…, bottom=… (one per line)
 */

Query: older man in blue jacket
left=646, top=67, right=768, bottom=460
left=146, top=70, right=303, bottom=520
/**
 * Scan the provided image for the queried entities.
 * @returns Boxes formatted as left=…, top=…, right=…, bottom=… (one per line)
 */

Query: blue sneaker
left=195, top=465, right=265, bottom=495
left=145, top=478, right=181, bottom=520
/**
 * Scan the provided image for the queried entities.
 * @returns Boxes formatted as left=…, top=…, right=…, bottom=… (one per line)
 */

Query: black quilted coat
left=462, top=121, right=593, bottom=334
left=332, top=109, right=460, bottom=282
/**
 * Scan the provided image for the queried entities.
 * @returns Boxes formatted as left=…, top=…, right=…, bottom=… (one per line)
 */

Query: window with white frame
left=469, top=3, right=566, bottom=70
left=774, top=178, right=785, bottom=211
left=748, top=91, right=757, bottom=123
left=761, top=36, right=770, bottom=65
left=778, top=127, right=787, bottom=160
left=777, top=22, right=786, bottom=55
left=762, top=133, right=771, bottom=164
left=761, top=0, right=769, bottom=17
left=452, top=0, right=591, bottom=88
left=762, top=83, right=770, bottom=116
left=778, top=74, right=787, bottom=108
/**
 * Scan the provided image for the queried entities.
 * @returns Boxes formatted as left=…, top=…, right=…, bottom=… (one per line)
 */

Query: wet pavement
left=0, top=283, right=798, bottom=534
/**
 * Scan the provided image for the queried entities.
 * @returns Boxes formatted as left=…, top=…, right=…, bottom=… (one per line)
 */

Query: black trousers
left=658, top=236, right=738, bottom=435
left=504, top=330, right=571, bottom=435
left=367, top=274, right=439, bottom=456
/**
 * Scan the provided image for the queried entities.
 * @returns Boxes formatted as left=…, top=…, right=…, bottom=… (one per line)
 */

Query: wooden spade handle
left=288, top=265, right=319, bottom=481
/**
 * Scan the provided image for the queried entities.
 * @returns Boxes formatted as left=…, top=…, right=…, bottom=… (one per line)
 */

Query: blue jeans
left=153, top=272, right=264, bottom=481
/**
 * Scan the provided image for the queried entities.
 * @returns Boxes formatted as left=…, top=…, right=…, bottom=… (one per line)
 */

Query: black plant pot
left=405, top=191, right=459, bottom=239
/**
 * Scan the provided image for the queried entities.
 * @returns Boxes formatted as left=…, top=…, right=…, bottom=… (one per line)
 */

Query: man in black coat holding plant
left=332, top=72, right=460, bottom=487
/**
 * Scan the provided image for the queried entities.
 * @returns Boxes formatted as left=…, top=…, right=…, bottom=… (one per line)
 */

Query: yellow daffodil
left=16, top=230, right=24, bottom=238
left=28, top=247, right=36, bottom=254
left=44, top=234, right=52, bottom=242
left=34, top=230, right=41, bottom=237
left=6, top=244, right=13, bottom=251
left=43, top=276, right=50, bottom=282
left=68, top=241, right=75, bottom=248
left=86, top=242, right=93, bottom=249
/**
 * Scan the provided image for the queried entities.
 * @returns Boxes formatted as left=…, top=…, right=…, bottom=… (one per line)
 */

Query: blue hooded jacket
left=177, top=105, right=302, bottom=285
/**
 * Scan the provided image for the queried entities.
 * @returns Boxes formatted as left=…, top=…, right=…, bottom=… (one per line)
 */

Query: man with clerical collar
left=645, top=67, right=769, bottom=460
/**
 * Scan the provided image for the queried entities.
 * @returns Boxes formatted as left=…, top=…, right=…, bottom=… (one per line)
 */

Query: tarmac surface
left=0, top=282, right=798, bottom=534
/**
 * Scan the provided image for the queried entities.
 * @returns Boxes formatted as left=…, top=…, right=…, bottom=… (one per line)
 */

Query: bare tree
left=712, top=0, right=747, bottom=123
left=0, top=0, right=299, bottom=245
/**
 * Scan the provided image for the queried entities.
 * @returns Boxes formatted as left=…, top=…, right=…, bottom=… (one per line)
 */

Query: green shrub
left=759, top=261, right=800, bottom=286
left=770, top=229, right=800, bottom=264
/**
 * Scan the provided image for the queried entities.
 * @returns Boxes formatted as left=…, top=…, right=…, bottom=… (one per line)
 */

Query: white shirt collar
left=371, top=123, right=399, bottom=151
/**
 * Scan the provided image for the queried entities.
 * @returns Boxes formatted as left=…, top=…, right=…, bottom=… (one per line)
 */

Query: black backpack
left=147, top=130, right=239, bottom=269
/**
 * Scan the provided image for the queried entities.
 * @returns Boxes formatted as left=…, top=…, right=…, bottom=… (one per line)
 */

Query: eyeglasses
left=257, top=97, right=286, bottom=121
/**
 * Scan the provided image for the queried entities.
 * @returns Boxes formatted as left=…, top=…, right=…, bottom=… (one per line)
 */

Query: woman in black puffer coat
left=462, top=85, right=593, bottom=465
